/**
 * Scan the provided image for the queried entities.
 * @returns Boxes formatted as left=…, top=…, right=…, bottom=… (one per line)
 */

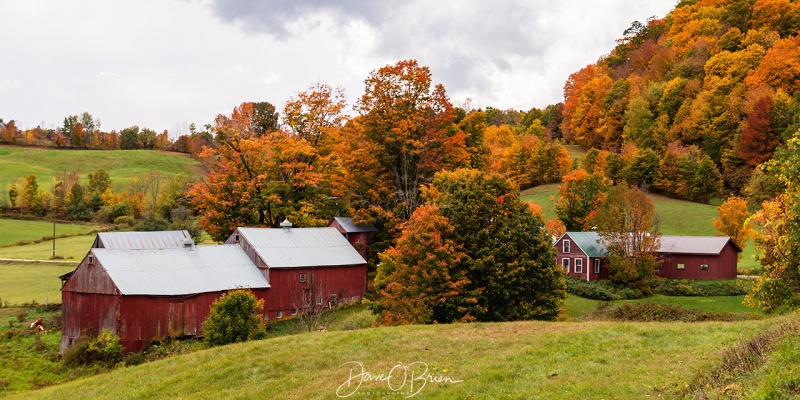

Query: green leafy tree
left=88, top=169, right=112, bottom=195
left=120, top=126, right=140, bottom=149
left=554, top=170, right=610, bottom=231
left=375, top=169, right=565, bottom=324
left=203, top=290, right=266, bottom=347
left=623, top=149, right=659, bottom=188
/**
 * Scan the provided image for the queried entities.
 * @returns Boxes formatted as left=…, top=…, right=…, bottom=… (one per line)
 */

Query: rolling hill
left=24, top=316, right=788, bottom=399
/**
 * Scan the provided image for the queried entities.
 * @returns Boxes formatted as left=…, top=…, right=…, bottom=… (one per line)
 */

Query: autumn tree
left=713, top=196, right=751, bottom=259
left=119, top=126, right=140, bottom=149
left=375, top=169, right=565, bottom=325
left=746, top=131, right=800, bottom=312
left=554, top=169, right=610, bottom=231
left=592, top=185, right=661, bottom=288
left=336, top=60, right=469, bottom=224
left=738, top=96, right=780, bottom=167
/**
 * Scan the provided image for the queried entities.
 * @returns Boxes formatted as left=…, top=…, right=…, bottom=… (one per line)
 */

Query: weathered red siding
left=62, top=253, right=270, bottom=353
left=658, top=242, right=739, bottom=280
left=328, top=220, right=371, bottom=261
left=264, top=265, right=367, bottom=320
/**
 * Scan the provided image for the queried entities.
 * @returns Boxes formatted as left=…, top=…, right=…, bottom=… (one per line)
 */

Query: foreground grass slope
left=28, top=317, right=784, bottom=399
left=0, top=145, right=203, bottom=193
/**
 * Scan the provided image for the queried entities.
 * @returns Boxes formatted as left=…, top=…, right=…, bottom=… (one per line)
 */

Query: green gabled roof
left=564, top=232, right=608, bottom=258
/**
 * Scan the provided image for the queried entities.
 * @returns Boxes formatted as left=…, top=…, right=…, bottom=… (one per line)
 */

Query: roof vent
left=183, top=237, right=195, bottom=251
left=280, top=219, right=293, bottom=232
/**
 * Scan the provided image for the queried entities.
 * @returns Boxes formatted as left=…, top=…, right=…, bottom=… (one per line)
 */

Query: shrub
left=654, top=279, right=748, bottom=297
left=105, top=203, right=131, bottom=223
left=16, top=311, right=27, bottom=322
left=202, top=290, right=266, bottom=347
left=62, top=329, right=124, bottom=367
left=333, top=309, right=376, bottom=331
left=588, top=302, right=750, bottom=322
left=113, top=215, right=135, bottom=227
left=565, top=276, right=645, bottom=300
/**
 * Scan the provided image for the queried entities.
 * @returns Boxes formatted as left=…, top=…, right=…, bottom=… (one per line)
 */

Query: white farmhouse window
left=574, top=258, right=583, bottom=273
left=276, top=310, right=283, bottom=319
left=563, top=240, right=571, bottom=253
left=593, top=259, right=601, bottom=274
left=562, top=258, right=570, bottom=273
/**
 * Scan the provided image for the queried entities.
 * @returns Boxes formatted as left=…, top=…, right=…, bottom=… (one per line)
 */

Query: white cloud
left=259, top=71, right=282, bottom=85
left=99, top=71, right=118, bottom=77
left=0, top=79, right=22, bottom=89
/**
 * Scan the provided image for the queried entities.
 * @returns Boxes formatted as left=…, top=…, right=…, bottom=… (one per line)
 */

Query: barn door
left=168, top=301, right=185, bottom=337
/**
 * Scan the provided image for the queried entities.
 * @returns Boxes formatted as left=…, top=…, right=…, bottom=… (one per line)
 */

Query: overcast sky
left=1, top=0, right=677, bottom=134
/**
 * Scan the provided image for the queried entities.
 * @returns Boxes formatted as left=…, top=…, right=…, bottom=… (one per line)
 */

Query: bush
left=565, top=277, right=644, bottom=300
left=588, top=302, right=751, bottom=322
left=113, top=216, right=135, bottom=227
left=332, top=309, right=376, bottom=331
left=202, top=290, right=266, bottom=347
left=105, top=203, right=131, bottom=223
left=654, top=279, right=748, bottom=297
left=62, top=329, right=124, bottom=367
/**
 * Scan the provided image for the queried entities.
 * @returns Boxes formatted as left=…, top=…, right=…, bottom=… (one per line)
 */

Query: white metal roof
left=93, top=245, right=269, bottom=295
left=96, top=231, right=191, bottom=249
left=331, top=217, right=378, bottom=233
left=237, top=227, right=367, bottom=268
left=658, top=236, right=739, bottom=255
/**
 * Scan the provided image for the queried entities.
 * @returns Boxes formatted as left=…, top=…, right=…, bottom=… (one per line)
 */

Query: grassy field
left=0, top=262, right=75, bottom=305
left=561, top=294, right=757, bottom=320
left=0, top=145, right=203, bottom=195
left=23, top=316, right=789, bottom=399
left=0, top=235, right=96, bottom=261
left=0, top=218, right=100, bottom=247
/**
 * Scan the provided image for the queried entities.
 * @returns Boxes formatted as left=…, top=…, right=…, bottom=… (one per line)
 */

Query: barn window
left=88, top=255, right=94, bottom=264
left=562, top=258, right=570, bottom=272
left=700, top=264, right=709, bottom=271
left=563, top=240, right=571, bottom=253
left=276, top=310, right=283, bottom=319
left=655, top=263, right=663, bottom=269
left=317, top=297, right=323, bottom=306
left=574, top=258, right=583, bottom=273
left=235, top=233, right=239, bottom=243
left=299, top=273, right=307, bottom=283
left=291, top=309, right=297, bottom=315
left=329, top=294, right=337, bottom=307
left=677, top=263, right=685, bottom=270
left=593, top=259, right=600, bottom=274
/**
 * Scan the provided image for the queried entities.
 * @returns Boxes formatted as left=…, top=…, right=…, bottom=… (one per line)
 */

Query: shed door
left=168, top=301, right=184, bottom=337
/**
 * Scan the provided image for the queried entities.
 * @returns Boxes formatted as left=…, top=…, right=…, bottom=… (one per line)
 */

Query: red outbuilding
left=656, top=236, right=741, bottom=279
left=327, top=217, right=377, bottom=261
left=60, top=242, right=269, bottom=353
left=226, top=220, right=368, bottom=320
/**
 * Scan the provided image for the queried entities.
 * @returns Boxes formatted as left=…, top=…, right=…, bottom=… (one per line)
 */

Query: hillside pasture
left=28, top=316, right=787, bottom=399
left=0, top=145, right=203, bottom=196
left=0, top=262, right=74, bottom=305
left=0, top=234, right=96, bottom=261
left=0, top=218, right=99, bottom=247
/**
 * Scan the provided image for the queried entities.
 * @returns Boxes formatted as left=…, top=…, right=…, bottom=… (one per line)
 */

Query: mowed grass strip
left=0, top=262, right=75, bottom=305
left=27, top=317, right=784, bottom=399
left=0, top=145, right=203, bottom=192
left=0, top=219, right=99, bottom=247
left=0, top=234, right=96, bottom=260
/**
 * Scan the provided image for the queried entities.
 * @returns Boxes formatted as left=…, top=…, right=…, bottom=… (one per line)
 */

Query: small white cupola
left=281, top=219, right=293, bottom=232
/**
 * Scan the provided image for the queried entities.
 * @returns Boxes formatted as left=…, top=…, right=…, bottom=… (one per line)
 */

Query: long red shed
left=226, top=221, right=368, bottom=321
left=60, top=243, right=269, bottom=353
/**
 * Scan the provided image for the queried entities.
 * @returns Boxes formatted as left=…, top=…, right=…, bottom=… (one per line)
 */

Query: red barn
left=60, top=243, right=269, bottom=353
left=554, top=232, right=740, bottom=281
left=327, top=217, right=377, bottom=261
left=226, top=221, right=368, bottom=320
left=657, top=236, right=741, bottom=280
left=91, top=230, right=192, bottom=249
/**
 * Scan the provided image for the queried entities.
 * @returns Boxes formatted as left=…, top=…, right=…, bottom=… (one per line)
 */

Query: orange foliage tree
left=713, top=196, right=751, bottom=259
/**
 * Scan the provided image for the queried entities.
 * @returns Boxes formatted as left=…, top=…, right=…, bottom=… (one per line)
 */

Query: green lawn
left=26, top=316, right=787, bottom=399
left=0, top=145, right=203, bottom=195
left=0, top=235, right=96, bottom=260
left=0, top=218, right=99, bottom=247
left=0, top=262, right=75, bottom=305
left=519, top=183, right=560, bottom=220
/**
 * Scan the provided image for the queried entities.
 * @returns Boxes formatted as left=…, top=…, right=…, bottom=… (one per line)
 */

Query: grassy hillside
left=0, top=145, right=203, bottom=195
left=0, top=234, right=96, bottom=261
left=0, top=262, right=75, bottom=305
left=0, top=218, right=100, bottom=247
left=25, top=316, right=787, bottom=399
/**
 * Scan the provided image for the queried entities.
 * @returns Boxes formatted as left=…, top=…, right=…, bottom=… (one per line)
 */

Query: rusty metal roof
left=330, top=217, right=378, bottom=233
left=96, top=230, right=191, bottom=249
left=92, top=245, right=269, bottom=295
left=658, top=236, right=740, bottom=255
left=236, top=227, right=367, bottom=268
